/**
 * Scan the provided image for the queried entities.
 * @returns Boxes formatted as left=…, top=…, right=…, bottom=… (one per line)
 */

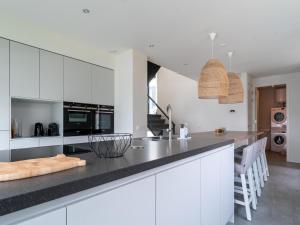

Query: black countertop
left=0, top=134, right=233, bottom=216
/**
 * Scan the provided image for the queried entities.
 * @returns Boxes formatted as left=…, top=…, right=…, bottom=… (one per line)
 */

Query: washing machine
left=271, top=107, right=287, bottom=129
left=271, top=132, right=287, bottom=153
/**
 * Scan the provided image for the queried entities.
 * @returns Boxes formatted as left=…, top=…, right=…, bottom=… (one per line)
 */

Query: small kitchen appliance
left=34, top=122, right=44, bottom=137
left=48, top=123, right=59, bottom=136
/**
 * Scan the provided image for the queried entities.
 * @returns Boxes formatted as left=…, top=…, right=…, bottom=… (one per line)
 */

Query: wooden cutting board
left=0, top=154, right=86, bottom=182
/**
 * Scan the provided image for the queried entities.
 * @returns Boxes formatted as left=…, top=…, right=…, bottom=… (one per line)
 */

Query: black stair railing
left=147, top=95, right=175, bottom=135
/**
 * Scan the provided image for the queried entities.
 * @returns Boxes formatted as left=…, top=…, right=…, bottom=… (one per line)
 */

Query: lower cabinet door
left=220, top=146, right=234, bottom=224
left=201, top=151, right=221, bottom=225
left=156, top=159, right=201, bottom=225
left=0, top=131, right=9, bottom=151
left=67, top=176, right=155, bottom=225
left=16, top=208, right=66, bottom=225
left=39, top=137, right=63, bottom=147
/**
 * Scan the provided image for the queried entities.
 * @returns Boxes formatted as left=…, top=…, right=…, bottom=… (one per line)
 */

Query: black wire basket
left=88, top=133, right=132, bottom=158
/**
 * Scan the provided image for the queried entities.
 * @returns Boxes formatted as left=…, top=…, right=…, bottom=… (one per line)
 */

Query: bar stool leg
left=257, top=158, right=264, bottom=188
left=260, top=154, right=268, bottom=181
left=247, top=167, right=257, bottom=210
left=241, top=174, right=252, bottom=221
left=263, top=151, right=270, bottom=177
left=253, top=161, right=261, bottom=197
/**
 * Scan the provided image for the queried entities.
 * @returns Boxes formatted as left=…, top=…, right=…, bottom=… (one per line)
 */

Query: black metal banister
left=147, top=95, right=175, bottom=134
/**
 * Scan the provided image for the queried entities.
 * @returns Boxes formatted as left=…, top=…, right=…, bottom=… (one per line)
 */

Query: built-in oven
left=92, top=105, right=114, bottom=134
left=63, top=102, right=93, bottom=136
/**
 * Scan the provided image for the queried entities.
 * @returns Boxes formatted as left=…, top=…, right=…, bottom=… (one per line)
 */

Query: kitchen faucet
left=166, top=104, right=172, bottom=141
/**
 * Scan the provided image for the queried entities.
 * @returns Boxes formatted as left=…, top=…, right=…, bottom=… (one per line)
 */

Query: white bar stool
left=260, top=137, right=269, bottom=181
left=252, top=141, right=262, bottom=197
left=255, top=140, right=265, bottom=188
left=234, top=144, right=257, bottom=221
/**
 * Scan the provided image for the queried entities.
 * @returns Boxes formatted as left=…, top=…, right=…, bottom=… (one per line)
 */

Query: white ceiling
left=1, top=0, right=300, bottom=79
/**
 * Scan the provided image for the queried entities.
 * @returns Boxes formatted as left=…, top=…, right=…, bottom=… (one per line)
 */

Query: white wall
left=114, top=50, right=147, bottom=137
left=132, top=51, right=148, bottom=137
left=157, top=68, right=249, bottom=133
left=0, top=14, right=114, bottom=69
left=115, top=51, right=133, bottom=134
left=253, top=72, right=300, bottom=163
left=247, top=76, right=256, bottom=131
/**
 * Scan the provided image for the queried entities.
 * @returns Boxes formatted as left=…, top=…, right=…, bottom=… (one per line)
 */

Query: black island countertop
left=0, top=134, right=234, bottom=216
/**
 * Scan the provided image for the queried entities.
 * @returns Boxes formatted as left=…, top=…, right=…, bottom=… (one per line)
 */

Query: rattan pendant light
left=219, top=52, right=244, bottom=104
left=198, top=33, right=229, bottom=99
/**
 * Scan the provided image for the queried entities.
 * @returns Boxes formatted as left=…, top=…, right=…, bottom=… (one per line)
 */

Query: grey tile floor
left=232, top=152, right=300, bottom=225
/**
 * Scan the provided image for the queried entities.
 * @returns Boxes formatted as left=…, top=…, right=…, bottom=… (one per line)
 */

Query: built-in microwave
left=92, top=105, right=114, bottom=134
left=63, top=102, right=93, bottom=136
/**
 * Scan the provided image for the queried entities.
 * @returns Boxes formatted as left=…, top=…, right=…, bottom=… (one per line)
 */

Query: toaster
left=48, top=123, right=59, bottom=136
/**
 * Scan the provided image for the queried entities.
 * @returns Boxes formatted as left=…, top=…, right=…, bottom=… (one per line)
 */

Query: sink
left=140, top=136, right=176, bottom=141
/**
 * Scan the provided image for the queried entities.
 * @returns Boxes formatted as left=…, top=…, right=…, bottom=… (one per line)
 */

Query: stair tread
left=148, top=118, right=165, bottom=122
left=148, top=114, right=162, bottom=118
left=149, top=124, right=169, bottom=128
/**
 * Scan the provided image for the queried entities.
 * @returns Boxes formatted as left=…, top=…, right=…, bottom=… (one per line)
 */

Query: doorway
left=256, top=85, right=287, bottom=159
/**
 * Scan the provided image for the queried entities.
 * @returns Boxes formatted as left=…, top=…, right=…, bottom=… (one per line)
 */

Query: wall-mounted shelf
left=10, top=136, right=63, bottom=150
left=11, top=98, right=63, bottom=144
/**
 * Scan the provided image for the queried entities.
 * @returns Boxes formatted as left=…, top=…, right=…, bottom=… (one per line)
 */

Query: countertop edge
left=0, top=139, right=234, bottom=216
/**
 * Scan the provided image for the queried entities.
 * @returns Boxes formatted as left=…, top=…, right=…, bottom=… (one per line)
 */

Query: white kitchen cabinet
left=220, top=146, right=234, bottom=224
left=63, top=136, right=89, bottom=145
left=10, top=42, right=39, bottom=99
left=0, top=131, right=9, bottom=151
left=39, top=136, right=63, bottom=147
left=67, top=176, right=155, bottom=225
left=156, top=159, right=201, bottom=225
left=16, top=208, right=66, bottom=225
left=40, top=50, right=63, bottom=101
left=200, top=151, right=222, bottom=225
left=63, top=57, right=91, bottom=103
left=0, top=38, right=9, bottom=130
left=10, top=138, right=39, bottom=150
left=91, top=65, right=114, bottom=105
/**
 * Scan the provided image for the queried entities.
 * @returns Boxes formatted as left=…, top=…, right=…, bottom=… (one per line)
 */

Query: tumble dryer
left=271, top=107, right=287, bottom=129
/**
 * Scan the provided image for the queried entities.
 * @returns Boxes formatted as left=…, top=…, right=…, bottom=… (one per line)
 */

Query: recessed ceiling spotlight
left=219, top=43, right=227, bottom=47
left=82, top=8, right=90, bottom=14
left=109, top=50, right=118, bottom=54
left=148, top=44, right=155, bottom=48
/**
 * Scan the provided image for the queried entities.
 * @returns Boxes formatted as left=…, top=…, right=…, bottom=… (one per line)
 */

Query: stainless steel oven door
left=64, top=108, right=92, bottom=135
left=94, top=111, right=114, bottom=134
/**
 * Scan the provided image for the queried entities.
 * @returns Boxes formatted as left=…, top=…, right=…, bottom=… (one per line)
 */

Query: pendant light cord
left=209, top=32, right=216, bottom=59
left=228, top=51, right=233, bottom=72
left=211, top=39, right=214, bottom=58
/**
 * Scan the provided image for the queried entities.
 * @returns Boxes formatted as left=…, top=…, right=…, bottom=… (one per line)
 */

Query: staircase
left=147, top=114, right=170, bottom=136
left=147, top=95, right=175, bottom=136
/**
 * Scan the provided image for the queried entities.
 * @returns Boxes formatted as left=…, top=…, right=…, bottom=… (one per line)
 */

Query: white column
left=114, top=50, right=147, bottom=137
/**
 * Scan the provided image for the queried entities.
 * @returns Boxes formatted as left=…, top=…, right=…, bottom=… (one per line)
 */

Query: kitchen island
left=0, top=134, right=234, bottom=225
left=193, top=131, right=265, bottom=147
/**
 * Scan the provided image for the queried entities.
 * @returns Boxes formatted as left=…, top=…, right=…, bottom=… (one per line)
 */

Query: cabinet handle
left=68, top=109, right=91, bottom=113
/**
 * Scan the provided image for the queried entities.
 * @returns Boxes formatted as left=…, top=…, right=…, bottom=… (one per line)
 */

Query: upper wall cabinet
left=91, top=65, right=114, bottom=105
left=0, top=38, right=9, bottom=130
left=64, top=57, right=91, bottom=103
left=40, top=50, right=63, bottom=101
left=10, top=42, right=39, bottom=99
